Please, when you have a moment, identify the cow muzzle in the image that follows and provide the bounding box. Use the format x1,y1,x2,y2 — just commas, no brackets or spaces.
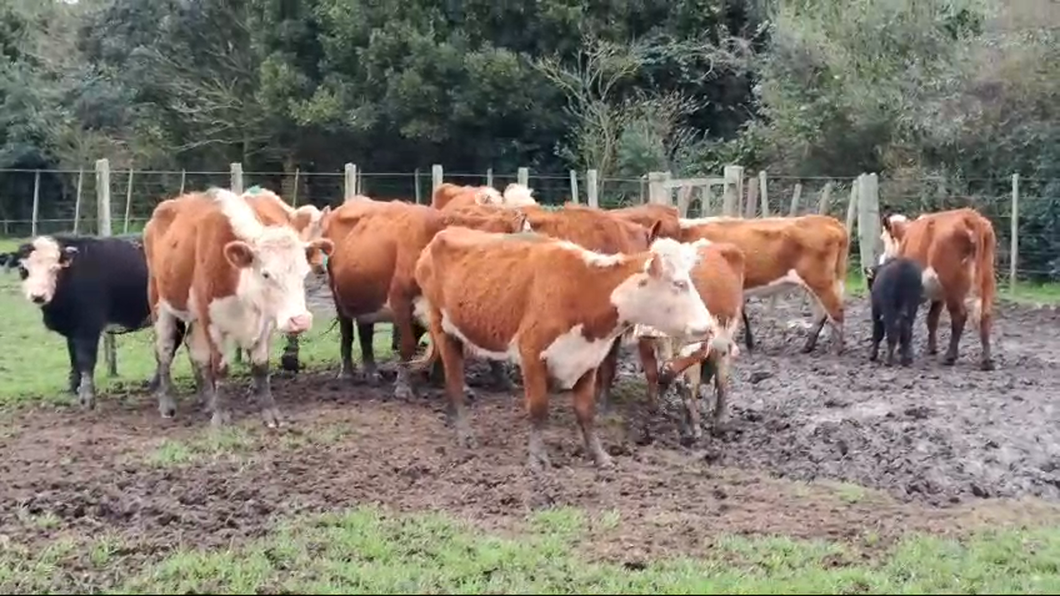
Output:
279,312,313,335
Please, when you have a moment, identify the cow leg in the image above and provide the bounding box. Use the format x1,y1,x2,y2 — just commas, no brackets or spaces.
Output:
572,368,613,468
188,324,226,426
711,354,732,436
869,314,884,362
337,314,358,381
357,321,382,386
925,300,943,355
390,322,401,353
899,317,914,367
250,339,282,428
979,310,995,371
636,338,660,444
676,361,704,444
802,290,844,354
434,324,475,448
741,309,755,351
518,354,552,472
152,309,182,418
885,317,899,367
65,337,80,394
391,299,419,400
280,333,299,373
942,299,967,366
595,341,620,413
72,334,100,410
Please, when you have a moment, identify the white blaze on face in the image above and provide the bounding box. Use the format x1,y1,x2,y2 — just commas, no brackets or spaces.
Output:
502,183,537,207
611,238,714,339
19,236,75,305
212,187,316,335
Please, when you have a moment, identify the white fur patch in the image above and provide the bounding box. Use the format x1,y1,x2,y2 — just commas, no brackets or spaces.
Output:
677,216,729,229
539,324,617,390
556,240,627,267
502,183,537,207
922,267,944,302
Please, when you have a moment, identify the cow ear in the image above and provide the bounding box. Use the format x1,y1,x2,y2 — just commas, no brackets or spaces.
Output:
223,240,255,269
514,212,531,233
648,219,663,243
880,213,893,234
646,253,665,280
319,205,331,218
307,238,335,259
59,246,78,267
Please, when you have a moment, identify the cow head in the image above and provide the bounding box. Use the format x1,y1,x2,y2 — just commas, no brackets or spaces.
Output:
502,183,538,207
17,236,78,305
612,237,714,340
879,213,909,264
291,204,332,275
223,226,335,336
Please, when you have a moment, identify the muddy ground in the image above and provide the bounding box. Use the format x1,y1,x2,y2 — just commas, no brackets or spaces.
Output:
2,292,1060,570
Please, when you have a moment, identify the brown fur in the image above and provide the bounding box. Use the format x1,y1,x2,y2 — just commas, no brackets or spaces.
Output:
637,240,746,440
678,215,849,353
515,204,662,410
881,207,997,370
600,203,682,240
432,183,499,211
413,226,661,469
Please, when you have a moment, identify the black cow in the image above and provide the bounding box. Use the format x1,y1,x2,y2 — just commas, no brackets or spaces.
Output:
865,256,924,367
12,234,156,408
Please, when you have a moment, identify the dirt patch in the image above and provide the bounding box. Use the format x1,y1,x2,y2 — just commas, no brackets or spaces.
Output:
2,294,1060,572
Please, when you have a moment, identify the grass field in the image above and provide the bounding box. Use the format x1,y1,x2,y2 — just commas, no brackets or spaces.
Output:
5,234,1060,593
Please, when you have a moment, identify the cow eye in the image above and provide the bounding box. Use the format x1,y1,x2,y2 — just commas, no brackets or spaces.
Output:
672,279,689,292
262,271,271,280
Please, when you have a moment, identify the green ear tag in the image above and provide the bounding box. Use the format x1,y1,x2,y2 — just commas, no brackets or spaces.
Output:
246,185,262,195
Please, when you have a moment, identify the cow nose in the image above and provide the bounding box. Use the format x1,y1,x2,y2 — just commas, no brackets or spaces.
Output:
30,294,45,305
686,323,711,339
285,313,313,334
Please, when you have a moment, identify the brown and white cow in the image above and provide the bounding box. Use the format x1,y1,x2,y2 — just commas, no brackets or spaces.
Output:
636,238,746,442
517,203,663,410
676,214,849,354
431,183,503,211
143,188,334,427
603,203,683,240
412,228,715,470
320,199,529,397
879,207,997,370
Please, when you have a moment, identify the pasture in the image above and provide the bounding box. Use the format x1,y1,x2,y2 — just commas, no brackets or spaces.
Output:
4,234,1060,593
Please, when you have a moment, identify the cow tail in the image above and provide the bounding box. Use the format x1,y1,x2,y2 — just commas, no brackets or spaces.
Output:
409,334,438,372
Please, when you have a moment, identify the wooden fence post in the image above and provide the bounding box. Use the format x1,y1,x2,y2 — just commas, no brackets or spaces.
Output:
789,183,803,216
95,158,118,377
857,173,881,268
413,168,422,204
845,175,860,241
292,168,301,207
1010,173,1020,293
31,170,40,237
179,169,186,195
744,174,759,217
431,164,443,192
817,182,833,215
586,169,599,208
759,170,770,216
230,162,244,194
722,165,744,216
486,168,494,188
569,170,579,203
123,168,134,233
517,167,529,187
343,163,358,201
73,168,84,233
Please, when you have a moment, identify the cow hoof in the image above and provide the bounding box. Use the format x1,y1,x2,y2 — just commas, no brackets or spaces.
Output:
280,354,300,373
456,431,478,449
900,358,913,367
159,403,177,419
941,355,957,366
79,396,96,410
393,384,415,401
593,451,615,469
210,411,231,427
462,385,479,402
980,359,996,372
364,371,383,388
527,451,552,473
711,421,732,438
262,408,283,429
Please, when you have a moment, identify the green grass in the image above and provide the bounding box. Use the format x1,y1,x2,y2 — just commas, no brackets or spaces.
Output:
0,268,392,409
3,505,1060,593
143,421,351,467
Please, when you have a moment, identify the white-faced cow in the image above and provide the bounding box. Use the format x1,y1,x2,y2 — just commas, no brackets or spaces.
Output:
143,188,334,427
12,234,152,408
412,228,714,471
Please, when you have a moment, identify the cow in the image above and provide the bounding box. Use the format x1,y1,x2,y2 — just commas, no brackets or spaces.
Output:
431,183,503,211
865,256,924,367
143,188,334,427
411,227,715,470
235,187,334,373
676,215,849,354
321,199,528,399
602,203,683,240
518,203,663,411
12,234,152,409
635,238,746,443
879,208,997,370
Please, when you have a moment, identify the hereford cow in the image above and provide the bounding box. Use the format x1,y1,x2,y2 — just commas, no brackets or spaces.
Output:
143,188,334,427
412,228,714,470
676,215,849,354
321,199,528,399
879,208,997,370
603,203,683,240
431,183,503,211
518,203,663,411
636,238,745,443
12,234,153,409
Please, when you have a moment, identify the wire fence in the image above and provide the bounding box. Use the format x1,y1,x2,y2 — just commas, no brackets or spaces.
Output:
1,166,1058,283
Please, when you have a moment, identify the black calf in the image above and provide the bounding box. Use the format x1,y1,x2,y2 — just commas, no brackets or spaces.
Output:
866,257,924,367
13,234,153,408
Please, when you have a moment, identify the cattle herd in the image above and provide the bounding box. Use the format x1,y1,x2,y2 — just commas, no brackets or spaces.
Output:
1,180,998,470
